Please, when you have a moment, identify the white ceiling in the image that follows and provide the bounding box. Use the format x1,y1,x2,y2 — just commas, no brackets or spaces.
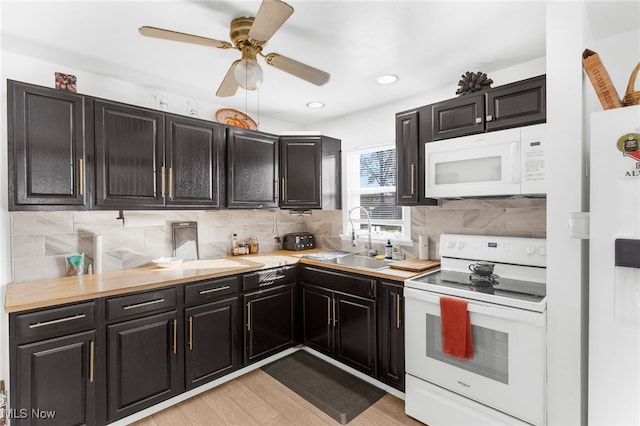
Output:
1,0,639,126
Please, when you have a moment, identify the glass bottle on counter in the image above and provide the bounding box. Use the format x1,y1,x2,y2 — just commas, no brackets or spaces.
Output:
231,233,238,256
249,237,259,254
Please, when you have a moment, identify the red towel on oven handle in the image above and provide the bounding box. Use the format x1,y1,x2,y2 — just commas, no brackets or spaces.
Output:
440,296,474,359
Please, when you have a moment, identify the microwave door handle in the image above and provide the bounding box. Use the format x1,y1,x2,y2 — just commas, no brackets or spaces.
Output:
509,142,519,183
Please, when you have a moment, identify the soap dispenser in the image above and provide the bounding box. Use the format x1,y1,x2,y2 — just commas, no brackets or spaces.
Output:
385,239,393,259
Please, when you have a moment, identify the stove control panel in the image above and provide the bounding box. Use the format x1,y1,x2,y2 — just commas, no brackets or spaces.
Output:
440,234,546,267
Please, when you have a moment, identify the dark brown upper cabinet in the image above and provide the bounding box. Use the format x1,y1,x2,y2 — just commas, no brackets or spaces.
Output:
429,74,546,141
94,100,165,208
485,75,546,132
94,101,225,209
226,127,279,209
165,115,226,208
395,110,420,205
8,80,90,210
395,107,437,206
279,135,341,210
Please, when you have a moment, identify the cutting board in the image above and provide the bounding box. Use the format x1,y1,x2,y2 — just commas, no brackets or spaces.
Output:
389,259,440,272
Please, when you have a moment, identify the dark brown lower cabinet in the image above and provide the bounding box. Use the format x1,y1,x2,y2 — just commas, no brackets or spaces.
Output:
14,330,96,425
185,298,239,389
301,282,377,377
106,310,180,422
244,284,296,363
378,281,405,391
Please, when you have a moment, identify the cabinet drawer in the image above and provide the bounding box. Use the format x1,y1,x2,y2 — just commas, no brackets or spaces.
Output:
185,276,238,305
300,266,376,299
105,287,177,322
13,301,96,343
242,265,297,292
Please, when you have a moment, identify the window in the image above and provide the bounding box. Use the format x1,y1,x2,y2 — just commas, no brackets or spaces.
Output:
344,143,411,243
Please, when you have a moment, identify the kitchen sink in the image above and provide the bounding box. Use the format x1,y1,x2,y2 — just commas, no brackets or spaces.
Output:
322,254,391,271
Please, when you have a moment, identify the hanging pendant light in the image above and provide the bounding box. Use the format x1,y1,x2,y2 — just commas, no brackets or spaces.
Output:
234,43,263,90
234,58,263,90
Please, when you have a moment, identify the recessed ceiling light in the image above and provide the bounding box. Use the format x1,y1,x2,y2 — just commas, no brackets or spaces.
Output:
376,74,399,85
306,101,325,109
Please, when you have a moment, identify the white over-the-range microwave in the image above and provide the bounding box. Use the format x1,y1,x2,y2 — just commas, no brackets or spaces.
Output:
425,124,546,198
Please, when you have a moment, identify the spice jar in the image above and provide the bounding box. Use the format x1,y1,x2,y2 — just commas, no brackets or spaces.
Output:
239,241,248,255
249,237,259,254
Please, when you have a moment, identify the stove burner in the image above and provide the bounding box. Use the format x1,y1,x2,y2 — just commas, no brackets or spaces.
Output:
469,272,500,287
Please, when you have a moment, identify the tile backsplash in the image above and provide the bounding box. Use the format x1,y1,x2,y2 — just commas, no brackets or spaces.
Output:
10,198,546,282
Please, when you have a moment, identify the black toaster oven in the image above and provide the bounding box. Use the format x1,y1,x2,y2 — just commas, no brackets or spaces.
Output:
282,232,315,251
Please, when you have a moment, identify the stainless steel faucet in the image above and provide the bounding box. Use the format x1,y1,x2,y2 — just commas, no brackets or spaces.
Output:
348,206,377,257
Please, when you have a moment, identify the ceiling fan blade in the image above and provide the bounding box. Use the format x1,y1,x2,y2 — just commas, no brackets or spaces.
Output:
264,53,330,86
139,26,232,49
216,60,240,97
248,0,294,43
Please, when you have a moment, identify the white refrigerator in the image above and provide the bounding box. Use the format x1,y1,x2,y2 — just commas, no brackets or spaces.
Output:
589,105,640,425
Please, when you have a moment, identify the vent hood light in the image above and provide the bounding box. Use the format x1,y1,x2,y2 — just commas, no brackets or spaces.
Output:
306,101,325,109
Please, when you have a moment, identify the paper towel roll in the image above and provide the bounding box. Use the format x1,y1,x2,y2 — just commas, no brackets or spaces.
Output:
419,234,429,260
123,213,164,228
94,234,103,274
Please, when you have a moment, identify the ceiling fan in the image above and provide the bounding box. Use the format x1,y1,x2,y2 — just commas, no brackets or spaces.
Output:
139,0,330,97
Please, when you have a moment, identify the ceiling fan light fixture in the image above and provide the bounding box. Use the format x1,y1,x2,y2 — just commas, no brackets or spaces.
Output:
234,58,263,90
376,74,399,85
306,101,325,109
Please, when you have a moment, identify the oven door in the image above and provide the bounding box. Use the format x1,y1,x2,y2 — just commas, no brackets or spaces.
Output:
404,287,546,425
425,128,521,198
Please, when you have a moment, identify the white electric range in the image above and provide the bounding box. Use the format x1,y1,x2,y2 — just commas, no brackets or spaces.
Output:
404,233,547,426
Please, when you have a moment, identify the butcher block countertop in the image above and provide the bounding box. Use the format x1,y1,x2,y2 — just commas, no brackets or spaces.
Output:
5,249,439,313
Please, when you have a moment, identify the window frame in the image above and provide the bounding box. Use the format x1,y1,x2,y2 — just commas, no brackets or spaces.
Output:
342,143,412,244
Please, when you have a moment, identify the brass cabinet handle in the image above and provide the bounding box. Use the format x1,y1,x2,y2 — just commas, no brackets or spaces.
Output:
332,298,337,327
172,319,177,354
274,179,278,201
247,302,251,331
281,177,286,202
396,294,401,329
410,163,415,195
327,298,331,325
168,167,173,199
161,166,166,197
78,159,84,195
89,340,95,383
188,316,193,350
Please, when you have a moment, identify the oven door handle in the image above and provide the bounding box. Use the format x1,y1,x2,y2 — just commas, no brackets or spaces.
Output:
404,287,545,326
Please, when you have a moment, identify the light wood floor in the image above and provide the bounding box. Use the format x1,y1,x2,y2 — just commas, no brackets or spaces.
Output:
130,368,423,426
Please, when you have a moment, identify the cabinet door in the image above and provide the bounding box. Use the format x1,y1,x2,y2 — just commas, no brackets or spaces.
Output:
15,330,96,426
431,92,485,141
8,81,88,209
227,128,279,209
334,292,377,376
244,285,295,363
165,115,226,208
280,137,321,209
378,282,405,391
300,284,333,355
396,110,419,205
185,298,239,390
95,100,165,208
107,310,179,422
486,75,546,132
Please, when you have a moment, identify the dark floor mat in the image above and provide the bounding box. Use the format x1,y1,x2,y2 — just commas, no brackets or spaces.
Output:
261,350,386,424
